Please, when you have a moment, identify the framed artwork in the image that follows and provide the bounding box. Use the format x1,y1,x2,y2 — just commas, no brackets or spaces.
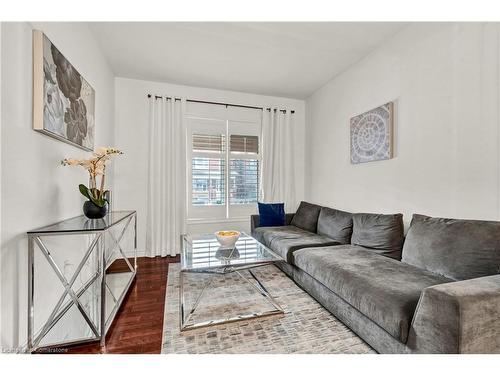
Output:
350,102,393,164
33,30,95,151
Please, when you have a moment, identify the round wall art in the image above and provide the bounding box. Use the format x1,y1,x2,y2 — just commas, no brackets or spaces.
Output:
350,102,393,164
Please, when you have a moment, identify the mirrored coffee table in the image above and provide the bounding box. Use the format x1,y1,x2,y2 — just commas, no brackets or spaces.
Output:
179,233,284,331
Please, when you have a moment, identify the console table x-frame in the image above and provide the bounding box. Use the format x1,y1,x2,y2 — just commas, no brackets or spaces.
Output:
26,211,137,353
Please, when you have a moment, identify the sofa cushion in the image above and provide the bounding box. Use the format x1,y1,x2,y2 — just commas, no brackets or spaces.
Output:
257,202,285,227
290,201,322,233
252,225,339,263
402,214,500,280
292,245,452,343
351,213,404,259
317,207,353,244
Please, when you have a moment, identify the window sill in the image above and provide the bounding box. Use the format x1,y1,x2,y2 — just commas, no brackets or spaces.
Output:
186,217,250,224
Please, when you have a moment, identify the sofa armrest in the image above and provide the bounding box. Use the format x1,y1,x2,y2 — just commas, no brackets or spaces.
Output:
250,213,295,234
250,215,260,234
407,274,500,353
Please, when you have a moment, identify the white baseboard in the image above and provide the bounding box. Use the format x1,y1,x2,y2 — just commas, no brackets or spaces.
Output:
124,249,146,258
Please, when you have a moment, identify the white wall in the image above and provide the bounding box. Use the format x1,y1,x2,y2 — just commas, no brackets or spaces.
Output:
0,22,3,345
0,22,115,350
114,77,306,255
305,23,500,226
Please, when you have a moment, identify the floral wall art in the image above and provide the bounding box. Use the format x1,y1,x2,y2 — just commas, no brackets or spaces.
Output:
33,30,95,151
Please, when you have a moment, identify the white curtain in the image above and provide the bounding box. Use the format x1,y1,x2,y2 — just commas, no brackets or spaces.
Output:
146,96,186,257
260,108,296,212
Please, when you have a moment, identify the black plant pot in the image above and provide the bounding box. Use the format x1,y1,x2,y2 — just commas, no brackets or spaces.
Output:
83,201,108,219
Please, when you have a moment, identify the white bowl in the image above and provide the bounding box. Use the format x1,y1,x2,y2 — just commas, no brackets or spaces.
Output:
214,230,240,248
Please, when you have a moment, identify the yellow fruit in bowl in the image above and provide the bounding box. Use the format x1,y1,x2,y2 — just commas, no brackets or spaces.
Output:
217,231,239,237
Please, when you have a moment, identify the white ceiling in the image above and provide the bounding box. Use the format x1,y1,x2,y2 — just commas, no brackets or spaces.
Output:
88,22,408,99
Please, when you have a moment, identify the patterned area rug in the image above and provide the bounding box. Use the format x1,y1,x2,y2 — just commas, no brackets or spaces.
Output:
162,263,375,354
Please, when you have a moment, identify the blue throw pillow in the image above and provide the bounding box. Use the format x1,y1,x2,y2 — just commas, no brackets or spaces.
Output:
258,202,286,227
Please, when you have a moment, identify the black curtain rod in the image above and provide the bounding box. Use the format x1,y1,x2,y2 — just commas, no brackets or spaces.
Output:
147,94,295,114
148,94,181,101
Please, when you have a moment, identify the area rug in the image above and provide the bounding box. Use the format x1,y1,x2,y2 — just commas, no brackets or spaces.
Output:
161,263,375,354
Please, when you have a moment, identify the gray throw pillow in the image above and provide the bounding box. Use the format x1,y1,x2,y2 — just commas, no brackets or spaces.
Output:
402,214,500,280
351,212,404,259
290,201,322,233
317,207,353,244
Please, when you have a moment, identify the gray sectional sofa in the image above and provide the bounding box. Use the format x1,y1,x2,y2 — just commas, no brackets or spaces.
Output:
251,201,500,353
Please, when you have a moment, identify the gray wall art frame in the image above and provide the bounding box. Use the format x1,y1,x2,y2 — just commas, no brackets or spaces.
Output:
350,102,393,164
33,30,95,151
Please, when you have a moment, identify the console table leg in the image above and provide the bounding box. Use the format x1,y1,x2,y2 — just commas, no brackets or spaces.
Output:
27,236,35,353
100,232,106,347
134,213,138,271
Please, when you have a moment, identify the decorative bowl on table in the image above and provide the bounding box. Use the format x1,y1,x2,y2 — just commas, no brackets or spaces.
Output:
214,230,240,249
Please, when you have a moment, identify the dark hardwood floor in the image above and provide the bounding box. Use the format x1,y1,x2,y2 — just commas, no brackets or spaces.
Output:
62,255,179,354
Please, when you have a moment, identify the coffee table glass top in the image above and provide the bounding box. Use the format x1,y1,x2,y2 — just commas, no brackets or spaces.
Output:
181,232,281,271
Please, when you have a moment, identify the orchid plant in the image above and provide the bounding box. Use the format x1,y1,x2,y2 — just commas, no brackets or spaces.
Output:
62,147,123,208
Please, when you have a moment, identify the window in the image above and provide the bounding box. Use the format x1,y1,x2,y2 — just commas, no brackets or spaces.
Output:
192,157,225,205
229,135,259,205
191,134,226,206
187,104,261,220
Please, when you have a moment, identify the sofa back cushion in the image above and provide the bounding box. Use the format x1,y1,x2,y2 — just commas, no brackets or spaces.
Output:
290,201,322,233
351,213,404,259
402,214,500,280
317,207,353,244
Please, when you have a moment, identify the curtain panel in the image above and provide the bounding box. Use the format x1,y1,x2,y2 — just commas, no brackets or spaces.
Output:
260,108,297,212
146,96,187,257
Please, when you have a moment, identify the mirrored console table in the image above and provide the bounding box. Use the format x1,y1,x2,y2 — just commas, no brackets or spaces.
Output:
26,210,137,352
